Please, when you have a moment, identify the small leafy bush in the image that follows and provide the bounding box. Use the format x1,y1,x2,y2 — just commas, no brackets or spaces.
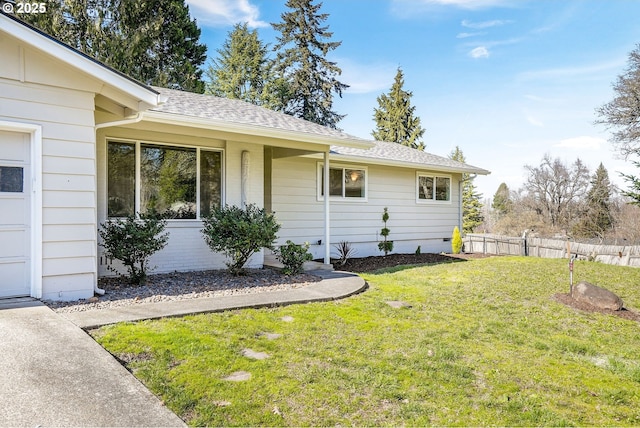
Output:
452,226,463,254
99,211,169,285
275,240,312,275
201,204,280,275
333,241,357,266
378,207,394,256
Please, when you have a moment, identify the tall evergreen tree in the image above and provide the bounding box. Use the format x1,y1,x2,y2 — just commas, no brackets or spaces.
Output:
492,182,512,217
19,0,207,93
271,0,348,128
205,23,281,107
573,163,614,238
449,147,483,233
372,68,426,150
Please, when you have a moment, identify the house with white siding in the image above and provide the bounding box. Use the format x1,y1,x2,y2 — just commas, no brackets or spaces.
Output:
0,12,489,301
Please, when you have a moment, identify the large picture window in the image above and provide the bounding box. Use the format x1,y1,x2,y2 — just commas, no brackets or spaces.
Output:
417,173,451,202
318,164,367,199
107,141,223,218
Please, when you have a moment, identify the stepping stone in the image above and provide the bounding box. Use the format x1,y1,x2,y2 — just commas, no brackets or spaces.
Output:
261,332,282,340
223,371,251,382
386,300,412,309
213,400,231,407
242,348,270,360
281,316,294,322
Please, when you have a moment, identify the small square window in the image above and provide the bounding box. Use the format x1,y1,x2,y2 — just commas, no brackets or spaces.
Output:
320,165,366,199
417,174,450,202
0,166,23,193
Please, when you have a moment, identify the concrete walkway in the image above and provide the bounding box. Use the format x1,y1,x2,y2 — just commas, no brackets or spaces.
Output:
0,270,366,427
63,270,366,329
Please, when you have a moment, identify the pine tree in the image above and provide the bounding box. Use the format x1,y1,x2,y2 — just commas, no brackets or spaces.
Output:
573,163,614,238
372,68,426,150
449,147,483,233
19,0,207,93
271,0,348,128
205,23,281,107
492,182,512,217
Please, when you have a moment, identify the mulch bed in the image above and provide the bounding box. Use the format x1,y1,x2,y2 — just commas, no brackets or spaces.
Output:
553,293,640,323
326,252,489,273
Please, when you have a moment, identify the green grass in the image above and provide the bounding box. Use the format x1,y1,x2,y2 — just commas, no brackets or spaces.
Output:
92,257,640,426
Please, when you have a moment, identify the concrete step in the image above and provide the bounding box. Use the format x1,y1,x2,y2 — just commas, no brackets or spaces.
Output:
264,254,333,271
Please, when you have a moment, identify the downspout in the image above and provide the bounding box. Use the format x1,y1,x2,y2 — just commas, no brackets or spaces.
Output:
324,150,330,264
93,113,145,295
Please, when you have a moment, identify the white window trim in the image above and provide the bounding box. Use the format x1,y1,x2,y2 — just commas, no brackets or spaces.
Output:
416,171,452,204
316,162,368,202
106,138,225,220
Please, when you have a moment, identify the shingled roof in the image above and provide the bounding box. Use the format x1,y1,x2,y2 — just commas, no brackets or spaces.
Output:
332,141,490,175
150,87,489,175
150,87,371,147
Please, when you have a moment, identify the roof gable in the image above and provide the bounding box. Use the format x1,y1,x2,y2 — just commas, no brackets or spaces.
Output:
0,11,162,112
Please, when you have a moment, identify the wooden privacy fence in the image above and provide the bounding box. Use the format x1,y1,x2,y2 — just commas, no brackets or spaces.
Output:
464,233,640,267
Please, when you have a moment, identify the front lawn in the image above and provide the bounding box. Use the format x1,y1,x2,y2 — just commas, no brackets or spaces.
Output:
92,256,640,426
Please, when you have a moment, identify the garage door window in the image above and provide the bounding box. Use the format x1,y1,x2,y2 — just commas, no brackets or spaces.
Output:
0,166,23,193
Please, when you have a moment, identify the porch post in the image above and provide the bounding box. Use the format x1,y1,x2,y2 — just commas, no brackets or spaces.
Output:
324,149,330,264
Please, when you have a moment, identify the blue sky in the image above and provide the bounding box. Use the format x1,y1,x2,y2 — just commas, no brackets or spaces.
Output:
185,0,640,199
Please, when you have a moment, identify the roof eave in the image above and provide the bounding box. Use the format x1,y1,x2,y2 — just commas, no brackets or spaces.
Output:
330,153,491,175
142,110,375,149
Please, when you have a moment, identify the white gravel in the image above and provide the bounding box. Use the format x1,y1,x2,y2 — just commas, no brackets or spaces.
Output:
44,268,321,313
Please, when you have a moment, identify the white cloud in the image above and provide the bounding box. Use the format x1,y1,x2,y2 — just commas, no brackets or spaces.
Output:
554,136,606,150
337,59,398,94
525,113,544,127
469,46,490,59
413,0,510,9
456,31,486,38
185,0,268,28
461,19,512,29
517,60,625,82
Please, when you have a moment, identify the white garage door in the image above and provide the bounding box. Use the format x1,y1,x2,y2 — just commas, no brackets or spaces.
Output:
0,130,31,298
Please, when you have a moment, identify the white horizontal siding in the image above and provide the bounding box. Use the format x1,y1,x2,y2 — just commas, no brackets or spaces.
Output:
272,156,462,257
0,73,98,300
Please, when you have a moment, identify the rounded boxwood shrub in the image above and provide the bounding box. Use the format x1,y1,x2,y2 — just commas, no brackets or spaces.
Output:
201,203,280,275
275,240,312,275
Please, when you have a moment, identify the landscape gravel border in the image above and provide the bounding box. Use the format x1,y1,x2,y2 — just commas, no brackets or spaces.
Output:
45,268,321,313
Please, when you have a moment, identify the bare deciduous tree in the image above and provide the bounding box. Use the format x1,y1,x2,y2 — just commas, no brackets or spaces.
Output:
523,154,590,229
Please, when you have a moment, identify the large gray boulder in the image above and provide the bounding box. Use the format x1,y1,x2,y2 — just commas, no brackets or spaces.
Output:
572,281,624,311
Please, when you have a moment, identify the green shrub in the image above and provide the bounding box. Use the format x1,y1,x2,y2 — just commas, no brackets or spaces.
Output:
99,211,169,285
275,240,312,275
378,207,394,256
201,204,280,275
452,226,463,254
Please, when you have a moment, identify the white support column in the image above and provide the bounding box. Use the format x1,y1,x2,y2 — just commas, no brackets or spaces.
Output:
324,150,330,264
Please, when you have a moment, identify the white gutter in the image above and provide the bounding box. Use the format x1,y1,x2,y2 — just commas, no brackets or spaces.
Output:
95,112,144,130
305,152,491,176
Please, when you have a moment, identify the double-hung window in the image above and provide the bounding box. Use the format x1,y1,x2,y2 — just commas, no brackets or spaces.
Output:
417,173,451,202
318,164,367,200
107,140,223,219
